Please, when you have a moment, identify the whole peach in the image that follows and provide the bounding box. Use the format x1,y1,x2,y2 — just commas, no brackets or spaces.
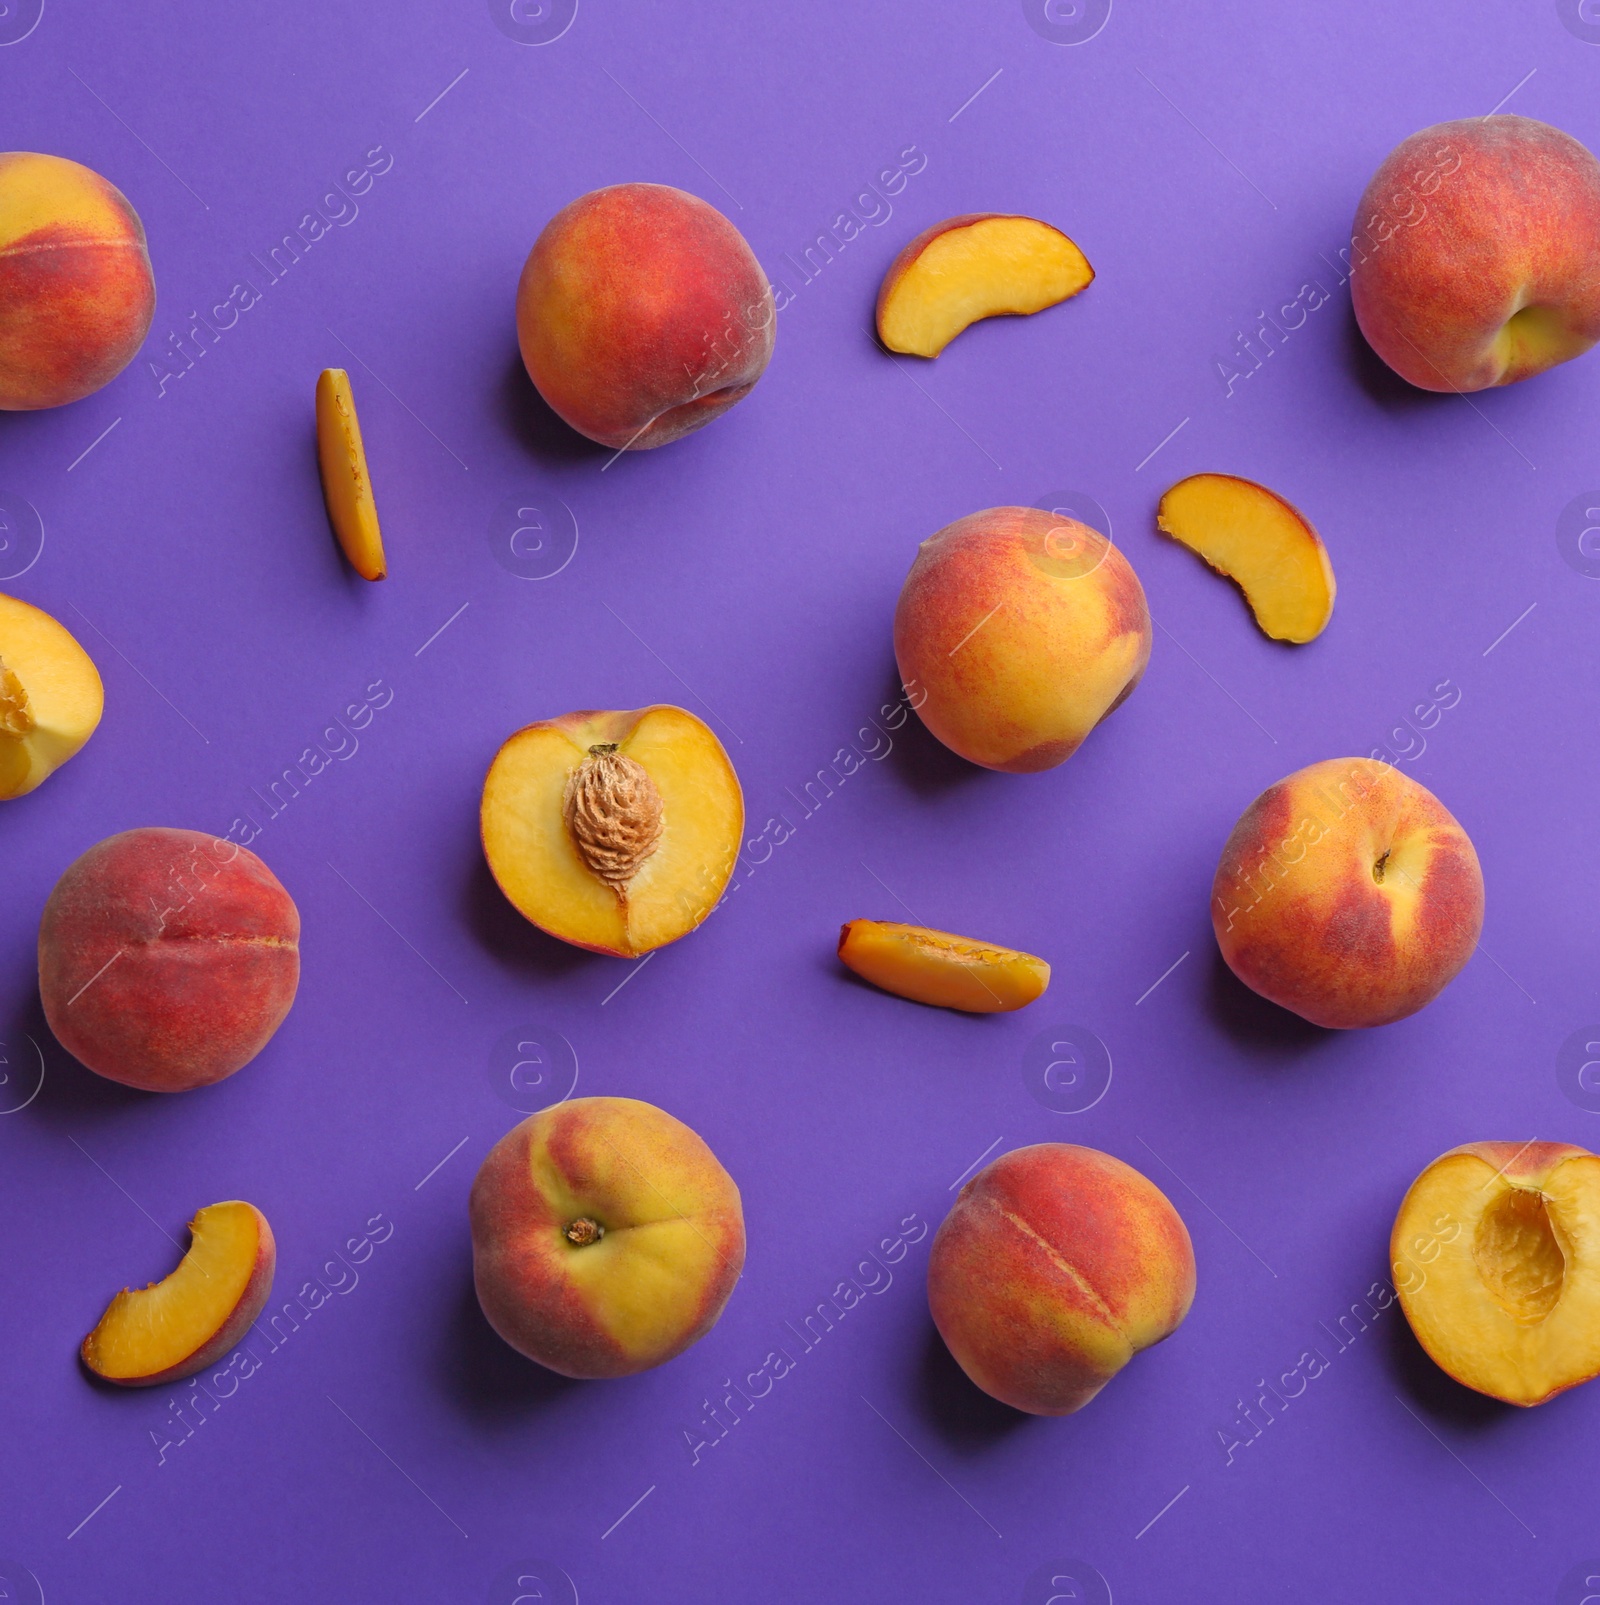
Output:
471,1096,745,1378
1212,758,1483,1029
516,182,775,450
39,828,300,1092
893,507,1151,772
928,1144,1195,1415
1351,116,1600,390
0,152,156,410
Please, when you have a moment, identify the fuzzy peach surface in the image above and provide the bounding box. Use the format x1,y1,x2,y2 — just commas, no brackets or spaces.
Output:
516,182,775,450
893,507,1151,773
0,152,155,410
1212,758,1483,1030
39,828,300,1092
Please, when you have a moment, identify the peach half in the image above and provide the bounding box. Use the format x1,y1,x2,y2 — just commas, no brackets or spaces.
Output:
928,1144,1195,1415
1393,1142,1600,1406
0,152,156,410
0,591,103,799
1156,473,1335,644
837,919,1049,1013
316,368,385,580
481,704,743,957
876,215,1093,357
894,506,1151,772
82,1201,275,1386
470,1097,745,1378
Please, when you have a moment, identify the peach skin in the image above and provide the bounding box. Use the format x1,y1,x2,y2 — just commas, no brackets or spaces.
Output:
837,919,1049,1012
516,183,775,450
39,828,300,1091
928,1144,1195,1415
0,152,156,410
894,506,1151,772
470,1097,745,1378
1212,758,1483,1029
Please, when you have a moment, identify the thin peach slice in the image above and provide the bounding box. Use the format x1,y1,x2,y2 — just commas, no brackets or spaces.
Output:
1392,1142,1600,1406
481,705,744,958
316,367,386,580
876,215,1094,358
82,1201,275,1387
0,591,103,799
1155,473,1335,644
838,919,1050,1013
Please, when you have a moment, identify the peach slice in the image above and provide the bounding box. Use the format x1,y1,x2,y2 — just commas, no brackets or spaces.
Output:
82,1201,275,1386
1155,474,1335,644
481,704,743,957
876,215,1093,358
1392,1142,1600,1406
837,919,1049,1013
0,591,104,799
315,368,385,580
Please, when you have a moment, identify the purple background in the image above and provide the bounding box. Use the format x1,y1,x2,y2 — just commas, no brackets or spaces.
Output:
3,1,1600,1599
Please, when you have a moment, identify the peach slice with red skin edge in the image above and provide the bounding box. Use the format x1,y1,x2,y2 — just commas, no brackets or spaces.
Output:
316,368,386,580
82,1201,275,1386
480,704,743,958
0,591,103,799
1392,1142,1600,1406
1156,473,1335,644
838,919,1049,1013
876,214,1093,358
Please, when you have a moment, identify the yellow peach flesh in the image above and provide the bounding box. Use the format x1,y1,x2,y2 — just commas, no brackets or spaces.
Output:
0,591,103,798
1156,474,1335,644
315,368,386,580
877,216,1093,358
838,919,1049,1013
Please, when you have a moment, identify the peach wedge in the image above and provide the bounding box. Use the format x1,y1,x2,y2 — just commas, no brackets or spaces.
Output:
1393,1142,1600,1406
82,1201,275,1386
838,919,1049,1013
0,591,103,798
876,215,1093,358
482,705,743,957
1156,474,1335,644
315,368,386,580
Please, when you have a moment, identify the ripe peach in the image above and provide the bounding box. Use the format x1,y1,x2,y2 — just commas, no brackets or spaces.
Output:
1351,117,1600,391
928,1144,1195,1415
0,152,156,410
470,1096,745,1378
1212,758,1483,1029
39,828,300,1092
516,182,775,450
893,506,1151,772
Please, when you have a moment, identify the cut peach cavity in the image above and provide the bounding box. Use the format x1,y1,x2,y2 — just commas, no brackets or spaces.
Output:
1392,1142,1600,1406
876,215,1093,358
82,1201,275,1387
838,919,1049,1013
0,591,104,799
316,368,386,580
481,705,743,957
1156,473,1335,644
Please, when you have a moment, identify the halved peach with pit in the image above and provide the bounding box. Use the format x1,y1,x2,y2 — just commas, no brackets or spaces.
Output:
876,215,1093,358
481,705,743,957
0,591,104,799
82,1201,275,1386
838,919,1049,1013
1156,473,1335,644
1392,1142,1600,1406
